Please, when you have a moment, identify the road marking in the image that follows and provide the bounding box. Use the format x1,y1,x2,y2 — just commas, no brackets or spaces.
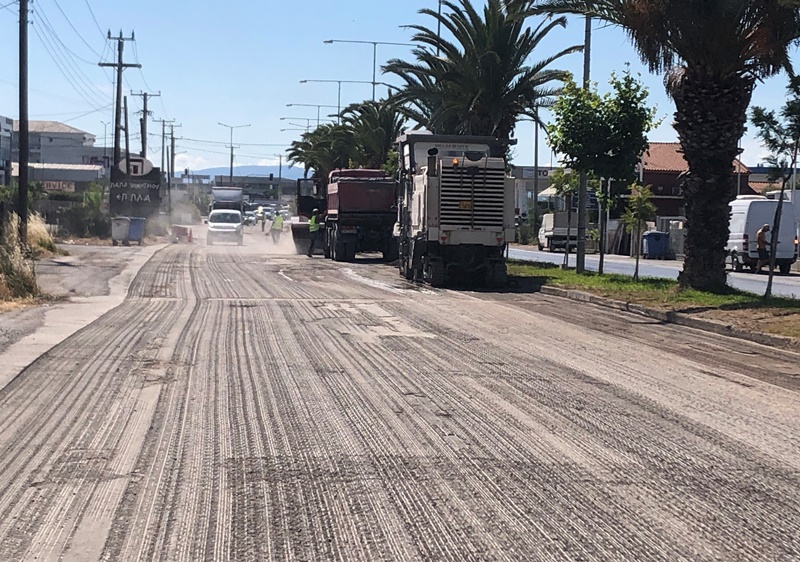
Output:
278,269,294,283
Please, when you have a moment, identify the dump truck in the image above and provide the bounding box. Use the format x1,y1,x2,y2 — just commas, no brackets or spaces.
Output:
395,132,515,287
291,178,326,255
323,169,398,262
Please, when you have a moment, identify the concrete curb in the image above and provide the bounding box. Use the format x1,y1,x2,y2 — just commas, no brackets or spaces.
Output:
538,285,800,351
0,244,167,393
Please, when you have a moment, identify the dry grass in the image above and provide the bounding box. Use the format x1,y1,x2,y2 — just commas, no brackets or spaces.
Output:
0,214,38,300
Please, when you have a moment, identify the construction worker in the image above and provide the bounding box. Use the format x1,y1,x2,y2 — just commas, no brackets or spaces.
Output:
307,208,321,257
258,206,266,232
270,213,283,244
756,224,771,272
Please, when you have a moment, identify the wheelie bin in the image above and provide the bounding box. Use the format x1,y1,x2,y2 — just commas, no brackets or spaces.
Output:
128,217,146,246
111,217,131,246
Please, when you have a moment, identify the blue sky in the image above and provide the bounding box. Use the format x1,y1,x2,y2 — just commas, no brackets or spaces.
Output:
0,0,794,172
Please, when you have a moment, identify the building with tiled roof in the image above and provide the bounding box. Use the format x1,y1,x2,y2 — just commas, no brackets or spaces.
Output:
639,142,756,217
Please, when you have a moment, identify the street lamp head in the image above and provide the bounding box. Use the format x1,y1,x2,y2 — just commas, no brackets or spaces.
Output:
323,40,334,44
299,80,308,84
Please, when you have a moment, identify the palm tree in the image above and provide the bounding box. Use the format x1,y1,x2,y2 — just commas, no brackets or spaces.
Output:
384,0,581,150
340,100,407,169
286,124,357,180
536,0,800,292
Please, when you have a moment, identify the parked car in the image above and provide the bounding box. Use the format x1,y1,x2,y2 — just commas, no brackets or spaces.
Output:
243,211,257,226
207,209,244,246
727,195,797,274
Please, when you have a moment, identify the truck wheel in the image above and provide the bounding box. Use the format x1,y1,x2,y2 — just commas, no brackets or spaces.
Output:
780,262,792,275
333,232,346,263
324,229,332,259
383,240,399,262
425,260,446,288
345,243,357,262
489,263,508,288
547,240,555,253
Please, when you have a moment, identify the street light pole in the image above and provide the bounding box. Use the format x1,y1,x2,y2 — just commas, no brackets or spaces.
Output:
323,40,413,101
286,104,338,128
218,122,250,185
300,79,375,124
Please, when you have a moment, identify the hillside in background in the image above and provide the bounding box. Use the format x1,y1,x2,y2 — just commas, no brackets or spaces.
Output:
193,165,306,179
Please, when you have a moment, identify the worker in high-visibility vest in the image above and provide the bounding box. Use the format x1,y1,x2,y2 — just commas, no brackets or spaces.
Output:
270,213,283,244
307,208,321,257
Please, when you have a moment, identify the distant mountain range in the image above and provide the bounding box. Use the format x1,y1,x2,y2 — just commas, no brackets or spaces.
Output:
193,165,306,179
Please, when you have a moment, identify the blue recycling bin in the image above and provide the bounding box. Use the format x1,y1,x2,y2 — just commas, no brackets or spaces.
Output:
128,217,146,246
642,231,670,259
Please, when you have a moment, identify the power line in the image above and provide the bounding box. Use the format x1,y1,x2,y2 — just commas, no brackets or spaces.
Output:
179,136,285,147
35,4,98,66
31,23,106,109
48,0,103,57
83,0,105,38
33,3,109,107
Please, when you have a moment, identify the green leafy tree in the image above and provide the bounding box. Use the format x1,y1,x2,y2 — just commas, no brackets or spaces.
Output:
622,183,656,281
537,0,800,292
750,76,800,298
384,0,581,153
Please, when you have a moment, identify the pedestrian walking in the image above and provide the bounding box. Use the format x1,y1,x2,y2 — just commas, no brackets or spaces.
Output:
756,224,772,272
307,208,321,257
270,213,283,244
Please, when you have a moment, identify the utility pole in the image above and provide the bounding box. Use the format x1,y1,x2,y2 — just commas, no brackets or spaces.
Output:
218,122,250,185
168,123,181,218
576,16,592,273
18,0,29,243
123,96,133,193
154,118,174,212
99,31,140,175
131,91,160,159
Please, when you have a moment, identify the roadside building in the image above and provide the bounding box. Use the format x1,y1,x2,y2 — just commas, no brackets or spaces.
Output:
11,120,109,174
639,142,755,218
0,115,11,185
511,165,556,219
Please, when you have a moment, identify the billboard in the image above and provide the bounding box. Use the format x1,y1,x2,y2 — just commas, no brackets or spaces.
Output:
110,161,161,217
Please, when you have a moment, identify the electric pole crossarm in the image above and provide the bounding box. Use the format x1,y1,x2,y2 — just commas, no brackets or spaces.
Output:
131,91,160,158
98,32,142,176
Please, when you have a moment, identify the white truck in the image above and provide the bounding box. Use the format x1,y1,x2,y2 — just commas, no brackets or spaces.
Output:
394,132,515,287
537,211,578,252
726,195,797,274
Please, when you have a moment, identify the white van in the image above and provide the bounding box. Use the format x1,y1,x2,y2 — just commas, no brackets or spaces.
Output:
726,195,797,274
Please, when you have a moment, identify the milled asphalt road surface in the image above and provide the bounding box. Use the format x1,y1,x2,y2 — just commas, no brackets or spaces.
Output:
0,226,799,561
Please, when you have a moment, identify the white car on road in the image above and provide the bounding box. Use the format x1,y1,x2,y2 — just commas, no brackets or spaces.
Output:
207,210,244,246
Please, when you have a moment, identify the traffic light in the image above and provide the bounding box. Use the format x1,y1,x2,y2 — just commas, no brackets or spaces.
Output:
269,173,274,181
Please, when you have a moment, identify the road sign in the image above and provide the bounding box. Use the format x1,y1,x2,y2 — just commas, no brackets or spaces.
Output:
119,156,154,177
110,166,162,217
571,191,599,211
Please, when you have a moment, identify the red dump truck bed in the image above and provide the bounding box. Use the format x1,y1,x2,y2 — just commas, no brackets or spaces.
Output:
327,180,396,213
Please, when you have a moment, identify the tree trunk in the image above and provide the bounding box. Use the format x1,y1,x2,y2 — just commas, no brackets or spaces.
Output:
564,202,572,268
634,221,640,281
599,179,606,275
672,70,753,292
